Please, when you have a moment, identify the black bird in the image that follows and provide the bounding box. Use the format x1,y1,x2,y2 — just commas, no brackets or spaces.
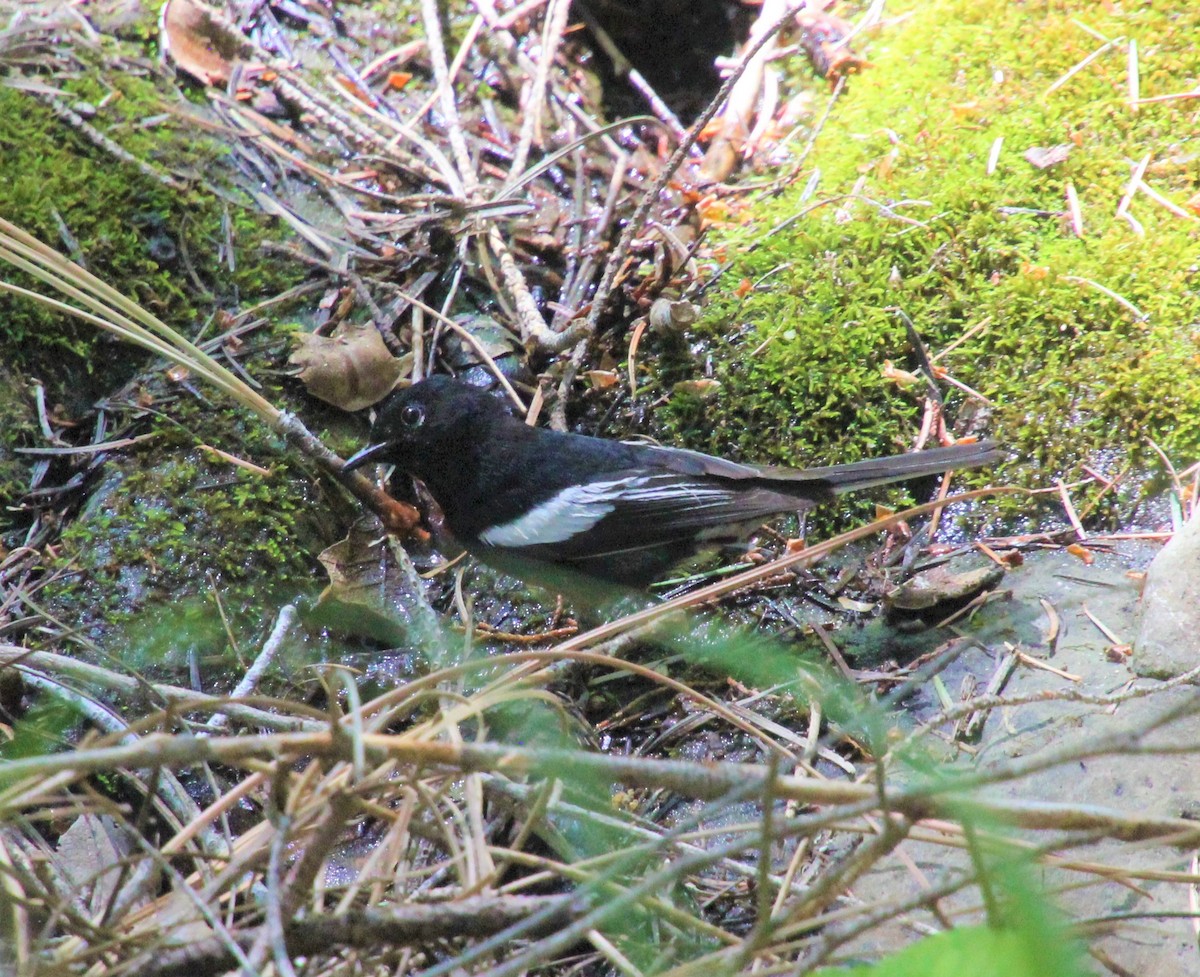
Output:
344,376,1001,588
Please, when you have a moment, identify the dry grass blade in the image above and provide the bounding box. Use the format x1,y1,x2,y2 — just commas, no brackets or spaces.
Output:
7,606,1200,975
1043,33,1124,97
7,723,1200,842
0,218,278,420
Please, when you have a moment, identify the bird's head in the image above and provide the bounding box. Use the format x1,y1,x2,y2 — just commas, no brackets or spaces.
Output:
342,376,515,478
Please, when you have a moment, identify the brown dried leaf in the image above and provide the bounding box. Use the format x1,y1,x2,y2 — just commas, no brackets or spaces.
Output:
648,298,699,335
317,518,437,645
160,0,253,86
1024,144,1072,169
1106,643,1132,662
56,815,131,917
673,378,722,400
289,322,406,412
881,359,921,387
585,370,620,389
1066,542,1095,565
884,564,1005,624
699,140,739,184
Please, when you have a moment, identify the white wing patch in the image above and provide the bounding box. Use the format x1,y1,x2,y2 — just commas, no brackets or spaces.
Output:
478,475,734,547
480,478,640,546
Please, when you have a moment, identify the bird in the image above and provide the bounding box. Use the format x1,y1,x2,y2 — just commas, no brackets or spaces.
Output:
343,376,1001,588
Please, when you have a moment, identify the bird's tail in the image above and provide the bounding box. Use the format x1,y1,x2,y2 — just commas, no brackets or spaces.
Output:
788,440,1003,495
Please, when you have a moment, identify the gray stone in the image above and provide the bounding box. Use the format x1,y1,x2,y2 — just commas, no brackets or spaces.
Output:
1133,513,1200,678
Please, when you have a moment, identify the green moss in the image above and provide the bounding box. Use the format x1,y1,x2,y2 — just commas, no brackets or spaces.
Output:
44,402,330,655
648,0,1200,523
0,49,324,655
0,29,326,634
0,76,299,414
0,365,38,521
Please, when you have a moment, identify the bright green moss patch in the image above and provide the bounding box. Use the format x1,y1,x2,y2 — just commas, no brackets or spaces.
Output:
658,0,1200,523
0,79,298,414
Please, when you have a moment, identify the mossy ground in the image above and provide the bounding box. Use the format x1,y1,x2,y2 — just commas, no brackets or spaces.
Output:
0,51,335,662
650,0,1200,527
0,62,297,415
45,391,341,653
0,365,38,514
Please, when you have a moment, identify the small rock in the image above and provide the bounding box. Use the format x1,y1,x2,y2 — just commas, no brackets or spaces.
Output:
884,563,1005,626
1132,514,1200,678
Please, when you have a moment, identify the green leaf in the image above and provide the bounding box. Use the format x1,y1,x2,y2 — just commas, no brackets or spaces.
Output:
817,925,1087,977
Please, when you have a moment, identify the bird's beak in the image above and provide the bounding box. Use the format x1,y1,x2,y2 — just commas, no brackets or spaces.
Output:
342,442,391,472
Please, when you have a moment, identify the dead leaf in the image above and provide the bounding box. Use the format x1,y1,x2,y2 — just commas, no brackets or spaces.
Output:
673,379,722,400
289,323,407,412
129,887,212,946
442,314,522,370
648,298,699,335
882,359,921,387
1024,144,1072,169
56,815,133,917
160,0,253,86
1066,542,1095,565
1106,644,1132,662
885,564,1005,623
317,517,443,647
699,140,739,183
585,370,619,389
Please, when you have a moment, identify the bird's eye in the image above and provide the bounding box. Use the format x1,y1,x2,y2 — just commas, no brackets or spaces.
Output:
400,403,425,428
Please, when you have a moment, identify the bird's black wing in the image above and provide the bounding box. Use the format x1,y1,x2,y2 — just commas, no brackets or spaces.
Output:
464,433,1001,584
474,470,814,562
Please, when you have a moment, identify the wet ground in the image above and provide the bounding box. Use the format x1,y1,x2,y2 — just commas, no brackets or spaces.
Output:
853,539,1200,974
